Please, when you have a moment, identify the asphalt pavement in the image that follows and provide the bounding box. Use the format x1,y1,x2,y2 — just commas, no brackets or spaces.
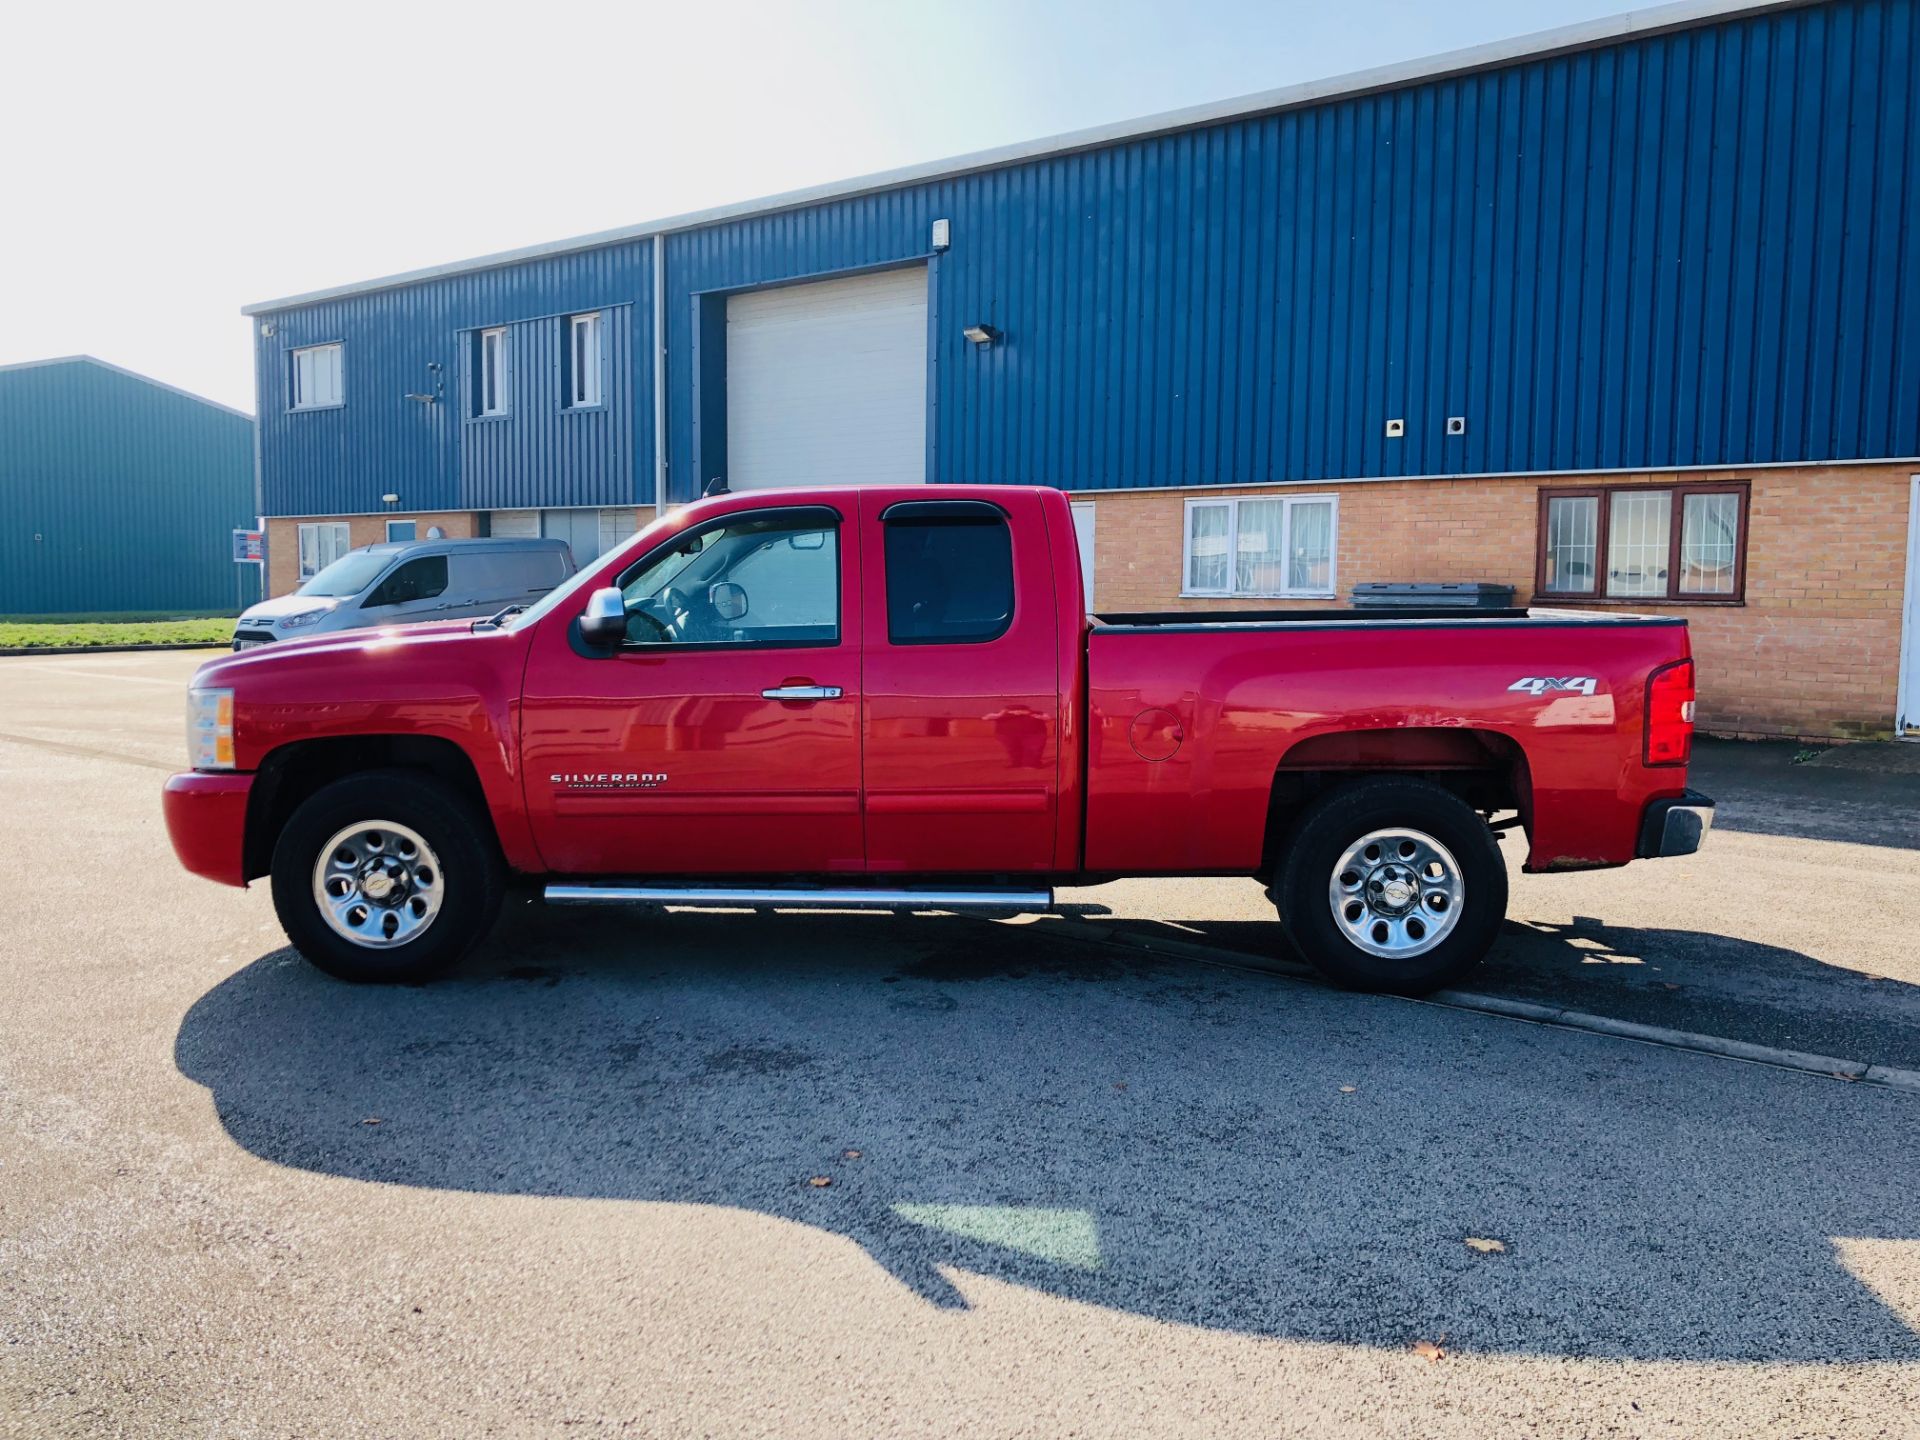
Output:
3,650,1917,1438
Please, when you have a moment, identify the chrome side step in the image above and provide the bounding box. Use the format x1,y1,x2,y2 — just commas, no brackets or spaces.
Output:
544,883,1054,911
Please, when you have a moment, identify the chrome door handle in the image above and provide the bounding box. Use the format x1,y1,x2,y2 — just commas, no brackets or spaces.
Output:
762,685,843,701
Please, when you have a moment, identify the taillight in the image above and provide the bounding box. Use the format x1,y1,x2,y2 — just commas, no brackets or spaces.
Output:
1645,659,1695,766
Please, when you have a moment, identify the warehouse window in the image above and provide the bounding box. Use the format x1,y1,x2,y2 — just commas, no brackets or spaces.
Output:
386,520,417,542
1536,482,1747,602
290,344,343,411
1183,495,1337,599
566,312,604,408
476,327,508,417
296,522,351,582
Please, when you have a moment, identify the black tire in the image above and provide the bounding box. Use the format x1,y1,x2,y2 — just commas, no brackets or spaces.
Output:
1275,776,1506,996
269,769,505,983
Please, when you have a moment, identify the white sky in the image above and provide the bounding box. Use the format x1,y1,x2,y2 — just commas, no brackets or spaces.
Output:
0,0,1622,413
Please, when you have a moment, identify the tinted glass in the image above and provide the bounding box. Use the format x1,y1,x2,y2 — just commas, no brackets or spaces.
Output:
617,515,839,646
454,550,568,598
884,516,1014,644
364,555,449,607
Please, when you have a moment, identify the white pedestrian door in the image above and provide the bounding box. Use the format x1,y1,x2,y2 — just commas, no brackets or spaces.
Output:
725,267,929,491
1900,475,1920,734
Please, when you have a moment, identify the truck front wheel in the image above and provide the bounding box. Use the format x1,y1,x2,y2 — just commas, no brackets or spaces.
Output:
269,770,505,983
1275,777,1506,996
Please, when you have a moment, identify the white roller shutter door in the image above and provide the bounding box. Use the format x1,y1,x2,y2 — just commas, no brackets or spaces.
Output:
725,267,928,491
489,510,540,539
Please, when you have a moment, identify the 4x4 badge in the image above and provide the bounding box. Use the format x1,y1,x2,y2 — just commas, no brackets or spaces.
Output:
1509,676,1601,697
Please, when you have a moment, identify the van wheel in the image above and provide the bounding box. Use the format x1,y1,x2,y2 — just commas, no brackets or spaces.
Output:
1275,777,1506,996
270,770,504,983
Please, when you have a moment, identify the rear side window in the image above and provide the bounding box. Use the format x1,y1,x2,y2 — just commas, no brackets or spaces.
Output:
884,508,1015,645
455,550,569,597
364,555,448,607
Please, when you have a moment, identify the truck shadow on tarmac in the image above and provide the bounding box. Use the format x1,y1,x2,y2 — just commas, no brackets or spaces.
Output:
1086,912,1920,1071
175,905,1920,1364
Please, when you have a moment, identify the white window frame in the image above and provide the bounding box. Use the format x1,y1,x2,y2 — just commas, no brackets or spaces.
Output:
290,343,344,411
567,312,604,409
1181,493,1339,599
477,327,509,417
385,519,417,543
297,521,352,582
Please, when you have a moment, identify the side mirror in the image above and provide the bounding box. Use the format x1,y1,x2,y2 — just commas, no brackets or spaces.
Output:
578,587,627,647
709,581,748,623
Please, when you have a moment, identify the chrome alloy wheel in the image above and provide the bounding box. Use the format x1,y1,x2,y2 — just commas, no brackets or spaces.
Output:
1327,827,1464,959
311,820,445,949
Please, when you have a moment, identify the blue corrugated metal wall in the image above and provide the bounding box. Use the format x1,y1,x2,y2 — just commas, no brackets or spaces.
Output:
257,247,653,516
257,0,1919,514
458,304,635,509
0,359,257,615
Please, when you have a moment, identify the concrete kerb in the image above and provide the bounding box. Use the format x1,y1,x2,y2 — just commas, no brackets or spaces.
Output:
0,643,229,658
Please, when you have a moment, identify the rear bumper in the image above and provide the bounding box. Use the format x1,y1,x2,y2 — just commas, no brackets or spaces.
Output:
163,771,255,887
1636,789,1715,859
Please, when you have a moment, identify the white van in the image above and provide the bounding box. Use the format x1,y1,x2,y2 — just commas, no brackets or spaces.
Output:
232,538,576,649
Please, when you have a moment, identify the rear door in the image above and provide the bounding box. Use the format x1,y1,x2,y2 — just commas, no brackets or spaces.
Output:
859,492,1062,872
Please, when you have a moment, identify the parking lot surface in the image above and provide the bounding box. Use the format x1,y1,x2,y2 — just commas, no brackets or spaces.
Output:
4,651,1918,1437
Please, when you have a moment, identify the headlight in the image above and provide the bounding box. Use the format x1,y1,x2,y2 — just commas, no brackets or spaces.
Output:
278,608,329,629
187,688,235,770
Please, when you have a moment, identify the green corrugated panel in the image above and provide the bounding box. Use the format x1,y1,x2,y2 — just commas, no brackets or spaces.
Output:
0,357,256,615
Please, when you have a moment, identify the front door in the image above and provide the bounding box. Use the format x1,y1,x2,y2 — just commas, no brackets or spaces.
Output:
520,502,862,875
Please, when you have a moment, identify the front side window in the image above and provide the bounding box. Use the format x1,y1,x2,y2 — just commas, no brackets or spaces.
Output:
1184,495,1338,598
883,507,1015,645
476,327,508,416
567,312,603,408
290,344,343,410
616,511,839,647
1536,483,1748,602
363,555,449,608
296,521,352,583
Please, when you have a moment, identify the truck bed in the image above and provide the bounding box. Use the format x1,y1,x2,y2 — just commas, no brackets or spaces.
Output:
1092,606,1684,629
1080,605,1693,876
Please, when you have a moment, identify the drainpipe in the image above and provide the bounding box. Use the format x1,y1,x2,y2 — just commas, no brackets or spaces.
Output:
653,232,667,516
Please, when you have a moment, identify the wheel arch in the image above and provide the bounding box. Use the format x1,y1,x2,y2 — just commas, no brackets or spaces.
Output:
243,735,497,882
1260,726,1532,873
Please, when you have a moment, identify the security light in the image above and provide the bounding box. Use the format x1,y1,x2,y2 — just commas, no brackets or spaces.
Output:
963,324,1000,347
381,493,400,504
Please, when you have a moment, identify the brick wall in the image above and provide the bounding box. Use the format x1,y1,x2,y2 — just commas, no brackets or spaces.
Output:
266,513,480,598
1080,463,1914,743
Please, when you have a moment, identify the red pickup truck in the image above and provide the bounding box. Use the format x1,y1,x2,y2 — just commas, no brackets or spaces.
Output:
163,485,1710,994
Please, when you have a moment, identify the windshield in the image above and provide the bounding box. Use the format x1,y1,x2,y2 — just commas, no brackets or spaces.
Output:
298,550,394,598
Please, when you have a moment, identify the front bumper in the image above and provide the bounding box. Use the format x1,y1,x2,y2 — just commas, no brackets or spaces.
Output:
1636,789,1715,858
162,771,255,887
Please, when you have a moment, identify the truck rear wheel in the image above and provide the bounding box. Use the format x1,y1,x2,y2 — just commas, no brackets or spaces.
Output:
269,770,504,983
1275,777,1506,996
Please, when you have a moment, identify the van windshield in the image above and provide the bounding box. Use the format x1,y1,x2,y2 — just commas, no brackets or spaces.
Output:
299,551,394,598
